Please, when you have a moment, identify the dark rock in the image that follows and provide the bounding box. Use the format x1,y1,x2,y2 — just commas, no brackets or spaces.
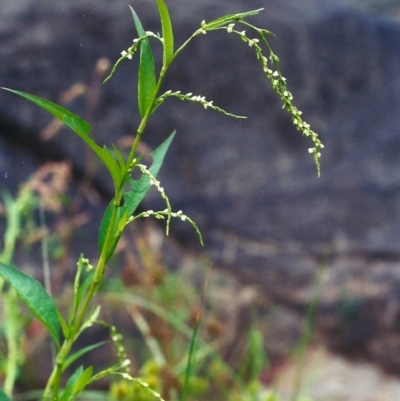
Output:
2,0,400,372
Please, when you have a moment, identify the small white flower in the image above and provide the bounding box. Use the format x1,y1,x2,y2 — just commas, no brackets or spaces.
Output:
308,148,314,154
227,23,235,33
248,38,259,47
121,50,128,58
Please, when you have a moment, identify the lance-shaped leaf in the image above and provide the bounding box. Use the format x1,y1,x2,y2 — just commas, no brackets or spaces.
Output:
0,262,60,347
204,9,263,30
98,131,176,258
1,88,123,189
156,0,174,67
63,342,108,372
59,365,93,401
125,130,175,215
130,6,157,118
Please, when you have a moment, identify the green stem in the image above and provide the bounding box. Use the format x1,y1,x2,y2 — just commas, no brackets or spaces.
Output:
125,64,168,170
43,198,122,400
3,289,19,397
43,39,176,401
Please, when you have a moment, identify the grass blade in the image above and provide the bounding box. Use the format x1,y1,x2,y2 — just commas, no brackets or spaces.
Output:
0,262,60,348
156,0,174,66
180,266,212,401
130,6,157,118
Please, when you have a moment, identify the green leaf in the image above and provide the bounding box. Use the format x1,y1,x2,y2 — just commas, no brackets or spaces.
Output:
130,6,157,118
98,201,116,254
98,201,126,261
0,262,60,348
73,366,93,394
0,388,12,401
57,309,70,339
204,9,263,30
105,208,128,262
1,88,123,190
123,130,176,216
63,342,107,372
98,131,176,257
112,144,126,170
156,0,174,66
1,88,91,137
101,145,125,188
77,305,101,338
149,130,176,174
60,366,83,401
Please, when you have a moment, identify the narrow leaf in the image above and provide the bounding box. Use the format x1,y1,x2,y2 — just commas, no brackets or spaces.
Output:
112,144,126,170
156,0,174,66
130,6,157,117
98,201,115,253
73,366,93,394
64,343,106,372
1,88,91,137
205,9,263,30
60,366,83,401
101,145,124,188
0,262,60,347
57,309,70,339
1,88,123,189
98,200,125,260
104,208,128,262
124,130,175,216
0,388,12,401
98,131,175,256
